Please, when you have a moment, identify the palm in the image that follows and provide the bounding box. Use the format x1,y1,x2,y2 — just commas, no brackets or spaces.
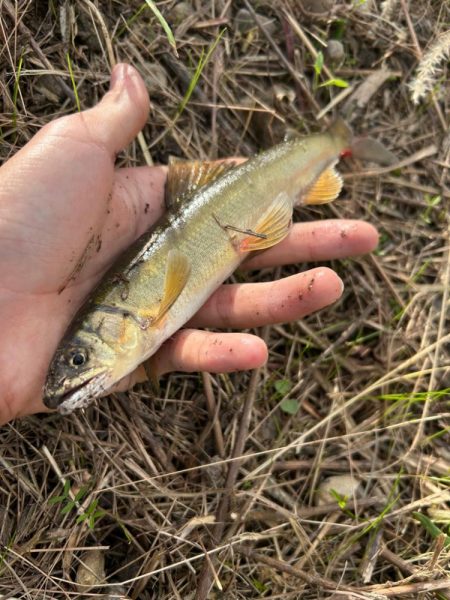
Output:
0,124,168,421
0,65,378,424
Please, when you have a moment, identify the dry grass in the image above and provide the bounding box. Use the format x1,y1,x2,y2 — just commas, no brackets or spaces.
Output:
1,1,449,598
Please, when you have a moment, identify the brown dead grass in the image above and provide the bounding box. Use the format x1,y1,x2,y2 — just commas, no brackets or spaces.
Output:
0,1,449,598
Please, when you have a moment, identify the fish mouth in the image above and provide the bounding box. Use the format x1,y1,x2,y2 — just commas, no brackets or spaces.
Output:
44,372,111,415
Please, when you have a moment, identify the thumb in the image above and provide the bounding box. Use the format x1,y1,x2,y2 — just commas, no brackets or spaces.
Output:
79,63,150,155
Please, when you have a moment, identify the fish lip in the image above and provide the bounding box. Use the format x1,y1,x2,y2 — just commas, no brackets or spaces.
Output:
45,372,110,415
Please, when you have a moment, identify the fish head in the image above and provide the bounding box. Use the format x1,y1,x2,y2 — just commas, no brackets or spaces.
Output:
43,308,144,414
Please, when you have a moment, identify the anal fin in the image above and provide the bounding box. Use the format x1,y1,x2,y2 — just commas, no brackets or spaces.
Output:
304,165,343,205
136,249,191,328
240,192,292,252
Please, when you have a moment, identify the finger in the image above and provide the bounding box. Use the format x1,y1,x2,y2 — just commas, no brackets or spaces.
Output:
0,65,150,291
243,219,379,270
82,63,150,154
108,165,168,247
189,267,343,329
153,330,269,376
112,330,269,391
44,63,150,157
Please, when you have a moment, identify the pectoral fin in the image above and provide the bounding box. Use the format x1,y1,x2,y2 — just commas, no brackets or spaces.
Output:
240,192,292,252
303,165,343,205
154,249,191,323
135,249,191,329
166,160,237,209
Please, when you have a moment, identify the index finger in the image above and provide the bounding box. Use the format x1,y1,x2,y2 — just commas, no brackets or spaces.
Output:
242,219,379,270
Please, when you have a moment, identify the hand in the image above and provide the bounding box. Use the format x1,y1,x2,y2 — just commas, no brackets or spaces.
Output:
0,64,378,424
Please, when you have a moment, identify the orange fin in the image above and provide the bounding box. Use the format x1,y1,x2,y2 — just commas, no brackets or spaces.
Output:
166,159,237,209
240,192,292,252
304,165,343,205
155,249,191,323
135,249,191,328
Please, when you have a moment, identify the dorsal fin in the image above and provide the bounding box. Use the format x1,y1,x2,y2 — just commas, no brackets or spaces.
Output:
165,159,237,209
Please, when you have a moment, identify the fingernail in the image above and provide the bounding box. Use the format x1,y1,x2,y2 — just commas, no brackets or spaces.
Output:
110,63,128,90
338,276,344,295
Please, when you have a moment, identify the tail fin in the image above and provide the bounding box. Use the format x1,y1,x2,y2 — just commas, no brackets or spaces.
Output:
327,117,398,165
350,137,398,165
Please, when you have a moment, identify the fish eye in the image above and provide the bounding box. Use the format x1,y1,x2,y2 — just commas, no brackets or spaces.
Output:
70,350,87,367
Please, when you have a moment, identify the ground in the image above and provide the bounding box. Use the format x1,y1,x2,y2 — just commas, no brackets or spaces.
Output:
0,1,449,599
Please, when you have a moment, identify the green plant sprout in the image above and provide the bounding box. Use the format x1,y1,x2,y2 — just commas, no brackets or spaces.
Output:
49,480,105,530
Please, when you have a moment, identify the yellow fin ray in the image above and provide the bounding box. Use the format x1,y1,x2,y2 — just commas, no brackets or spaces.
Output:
240,192,292,252
154,249,191,324
134,249,191,328
304,165,343,205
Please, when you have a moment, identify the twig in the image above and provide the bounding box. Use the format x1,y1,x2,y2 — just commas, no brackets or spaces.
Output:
83,0,115,68
399,0,422,59
400,0,447,130
369,254,406,309
4,0,75,102
195,329,267,599
243,551,354,592
283,10,334,81
364,579,450,596
201,372,225,457
411,224,450,449
381,545,450,600
242,0,322,116
243,550,450,597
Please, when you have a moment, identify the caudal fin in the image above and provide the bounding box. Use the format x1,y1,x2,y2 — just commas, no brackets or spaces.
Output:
327,118,398,165
350,137,398,165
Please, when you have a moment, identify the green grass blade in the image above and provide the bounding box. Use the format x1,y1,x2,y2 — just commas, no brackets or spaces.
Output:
12,54,24,128
318,77,349,88
143,0,178,56
413,512,450,547
115,3,148,38
177,28,225,118
66,53,81,112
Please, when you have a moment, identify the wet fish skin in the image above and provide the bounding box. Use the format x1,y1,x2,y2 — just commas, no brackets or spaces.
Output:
43,119,352,414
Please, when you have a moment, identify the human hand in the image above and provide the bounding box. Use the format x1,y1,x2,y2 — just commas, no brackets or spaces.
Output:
0,63,378,424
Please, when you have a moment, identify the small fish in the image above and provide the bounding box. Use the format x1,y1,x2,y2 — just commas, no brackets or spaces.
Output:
43,119,391,414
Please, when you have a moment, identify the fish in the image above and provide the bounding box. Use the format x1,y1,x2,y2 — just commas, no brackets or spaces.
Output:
42,118,383,414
